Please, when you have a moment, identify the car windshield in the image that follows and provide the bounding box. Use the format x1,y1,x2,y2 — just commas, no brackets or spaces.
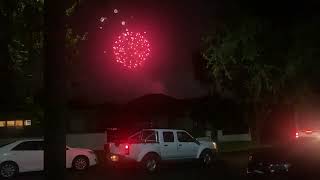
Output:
0,141,15,148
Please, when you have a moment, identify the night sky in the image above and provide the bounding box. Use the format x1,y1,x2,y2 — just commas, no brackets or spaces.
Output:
70,0,219,103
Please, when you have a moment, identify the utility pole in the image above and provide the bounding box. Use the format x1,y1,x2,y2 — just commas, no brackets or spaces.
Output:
44,0,67,180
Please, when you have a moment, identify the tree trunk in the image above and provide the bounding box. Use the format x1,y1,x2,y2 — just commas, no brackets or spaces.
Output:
251,102,271,145
250,103,262,144
44,0,67,180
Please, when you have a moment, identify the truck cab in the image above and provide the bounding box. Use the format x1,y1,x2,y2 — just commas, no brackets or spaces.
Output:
105,129,217,173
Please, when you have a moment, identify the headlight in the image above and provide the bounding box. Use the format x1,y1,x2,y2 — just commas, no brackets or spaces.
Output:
110,155,119,162
212,142,217,149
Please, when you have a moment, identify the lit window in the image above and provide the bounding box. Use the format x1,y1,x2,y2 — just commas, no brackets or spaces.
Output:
15,120,23,127
0,121,5,127
24,120,31,126
6,121,15,127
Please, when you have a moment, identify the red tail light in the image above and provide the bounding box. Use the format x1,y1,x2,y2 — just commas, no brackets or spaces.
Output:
295,132,299,138
305,130,313,134
125,144,130,155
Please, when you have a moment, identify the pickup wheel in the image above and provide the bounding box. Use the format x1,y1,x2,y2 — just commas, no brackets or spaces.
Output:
0,161,19,179
141,154,160,173
200,150,214,167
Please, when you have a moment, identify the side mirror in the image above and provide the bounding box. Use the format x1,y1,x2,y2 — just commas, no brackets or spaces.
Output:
194,139,200,145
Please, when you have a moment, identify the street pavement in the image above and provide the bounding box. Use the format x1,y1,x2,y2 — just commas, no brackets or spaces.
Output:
6,151,314,180
4,151,247,180
11,163,240,180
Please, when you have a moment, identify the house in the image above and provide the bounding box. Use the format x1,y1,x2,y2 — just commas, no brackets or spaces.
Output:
0,111,40,138
68,94,251,139
67,94,216,136
0,93,249,141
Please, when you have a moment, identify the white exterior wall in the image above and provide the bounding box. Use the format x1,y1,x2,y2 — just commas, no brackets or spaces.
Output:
66,133,105,150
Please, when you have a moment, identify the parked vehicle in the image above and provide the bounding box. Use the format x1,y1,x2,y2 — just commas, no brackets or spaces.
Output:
247,137,320,177
0,139,98,178
105,129,217,173
295,129,320,139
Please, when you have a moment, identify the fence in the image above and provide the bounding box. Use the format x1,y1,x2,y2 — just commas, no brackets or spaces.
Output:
66,133,105,150
217,130,251,142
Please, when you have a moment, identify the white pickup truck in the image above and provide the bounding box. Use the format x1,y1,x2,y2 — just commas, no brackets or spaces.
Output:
105,129,217,173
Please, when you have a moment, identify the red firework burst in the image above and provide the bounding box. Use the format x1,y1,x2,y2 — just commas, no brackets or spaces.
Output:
113,31,151,69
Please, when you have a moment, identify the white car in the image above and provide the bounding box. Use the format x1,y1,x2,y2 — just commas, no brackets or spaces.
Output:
105,129,217,173
0,139,98,178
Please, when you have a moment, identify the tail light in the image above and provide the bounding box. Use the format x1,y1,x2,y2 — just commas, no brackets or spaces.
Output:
305,130,313,134
125,144,130,155
295,132,299,138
